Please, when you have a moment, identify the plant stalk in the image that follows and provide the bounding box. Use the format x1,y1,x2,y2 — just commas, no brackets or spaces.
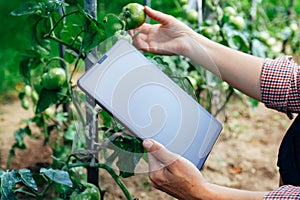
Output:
68,162,133,200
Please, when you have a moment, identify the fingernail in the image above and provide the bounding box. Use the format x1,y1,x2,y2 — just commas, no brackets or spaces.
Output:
143,139,153,150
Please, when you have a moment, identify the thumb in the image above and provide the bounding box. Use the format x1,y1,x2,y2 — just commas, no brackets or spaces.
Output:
143,139,179,166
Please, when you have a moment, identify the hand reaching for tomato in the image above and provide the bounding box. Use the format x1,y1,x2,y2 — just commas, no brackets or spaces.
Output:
130,6,195,57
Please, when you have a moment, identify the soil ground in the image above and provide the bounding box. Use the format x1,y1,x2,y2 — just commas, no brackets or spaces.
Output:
0,95,292,199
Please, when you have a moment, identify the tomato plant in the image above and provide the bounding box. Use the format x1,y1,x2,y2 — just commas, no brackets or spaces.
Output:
5,1,148,199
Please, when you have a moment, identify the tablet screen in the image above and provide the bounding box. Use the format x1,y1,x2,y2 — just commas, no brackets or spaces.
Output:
78,39,222,169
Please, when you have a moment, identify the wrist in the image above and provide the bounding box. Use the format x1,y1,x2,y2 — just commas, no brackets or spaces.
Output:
179,30,200,58
187,180,215,200
182,31,222,77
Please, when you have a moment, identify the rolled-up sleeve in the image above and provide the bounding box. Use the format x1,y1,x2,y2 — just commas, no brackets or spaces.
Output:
264,185,300,199
261,56,300,117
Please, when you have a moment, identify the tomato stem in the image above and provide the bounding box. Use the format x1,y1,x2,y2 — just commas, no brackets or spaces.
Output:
67,162,134,200
47,11,80,37
45,57,69,68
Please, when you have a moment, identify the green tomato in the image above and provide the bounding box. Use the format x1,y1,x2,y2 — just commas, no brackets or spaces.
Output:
112,23,123,32
187,76,197,88
266,37,276,47
290,23,298,32
229,15,245,30
24,85,32,97
119,3,146,30
54,183,72,195
179,0,188,4
271,42,282,53
258,31,270,43
182,4,189,12
44,107,55,117
201,27,214,38
212,24,220,32
70,183,100,200
21,98,30,110
42,68,66,90
31,90,39,104
186,9,198,22
224,6,237,17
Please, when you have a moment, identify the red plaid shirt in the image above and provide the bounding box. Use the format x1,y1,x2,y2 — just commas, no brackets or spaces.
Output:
261,56,300,117
264,185,300,199
261,56,300,199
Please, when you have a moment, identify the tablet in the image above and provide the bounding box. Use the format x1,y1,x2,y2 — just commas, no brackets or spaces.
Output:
77,39,222,169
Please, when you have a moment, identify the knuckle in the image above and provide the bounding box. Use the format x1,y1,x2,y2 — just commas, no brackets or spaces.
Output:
149,171,165,185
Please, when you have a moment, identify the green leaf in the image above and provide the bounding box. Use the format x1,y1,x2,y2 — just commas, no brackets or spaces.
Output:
10,1,68,17
18,169,38,191
78,5,106,52
64,124,76,141
111,135,145,178
1,170,21,200
150,56,173,76
100,110,123,132
28,47,44,63
35,89,59,114
170,76,197,99
55,112,68,122
103,14,123,37
230,34,250,52
40,168,73,187
82,21,106,52
19,59,31,86
21,49,42,59
222,23,250,52
31,115,45,128
10,2,43,16
43,0,69,16
248,98,259,109
59,29,82,52
19,51,42,85
251,39,267,57
99,110,113,127
34,18,51,50
0,169,4,178
280,27,292,40
13,126,31,149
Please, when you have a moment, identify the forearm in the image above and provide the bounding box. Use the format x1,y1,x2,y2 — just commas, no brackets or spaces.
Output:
185,32,264,101
202,183,267,200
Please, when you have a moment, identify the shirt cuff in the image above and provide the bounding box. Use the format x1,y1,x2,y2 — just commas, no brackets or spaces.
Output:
260,56,297,118
264,185,300,199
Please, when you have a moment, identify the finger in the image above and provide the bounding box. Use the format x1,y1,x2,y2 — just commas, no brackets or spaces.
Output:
143,139,179,166
130,23,151,34
144,6,174,25
132,32,150,50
